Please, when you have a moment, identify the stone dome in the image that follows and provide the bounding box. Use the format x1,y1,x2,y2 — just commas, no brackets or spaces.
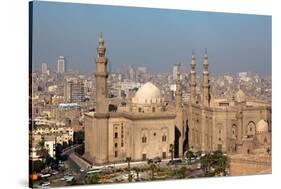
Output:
235,89,246,103
133,82,162,104
256,119,269,133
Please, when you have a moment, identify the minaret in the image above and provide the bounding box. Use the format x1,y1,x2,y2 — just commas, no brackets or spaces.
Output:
200,49,211,153
89,34,109,164
175,71,184,158
95,33,108,113
201,49,210,107
189,51,197,104
175,72,182,112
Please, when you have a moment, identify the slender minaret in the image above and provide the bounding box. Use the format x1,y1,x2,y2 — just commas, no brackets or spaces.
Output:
90,34,109,164
95,33,108,113
175,72,182,112
189,51,197,104
175,71,184,158
201,49,210,107
200,49,211,152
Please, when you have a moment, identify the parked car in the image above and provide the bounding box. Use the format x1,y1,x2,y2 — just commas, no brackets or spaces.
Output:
51,170,59,175
154,157,162,163
41,181,50,187
39,173,51,178
167,159,182,165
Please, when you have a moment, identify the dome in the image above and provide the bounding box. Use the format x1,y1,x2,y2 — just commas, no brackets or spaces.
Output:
256,119,269,133
133,82,162,104
235,89,246,103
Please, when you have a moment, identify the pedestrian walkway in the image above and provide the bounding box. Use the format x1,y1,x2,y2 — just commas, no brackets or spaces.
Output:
68,152,91,170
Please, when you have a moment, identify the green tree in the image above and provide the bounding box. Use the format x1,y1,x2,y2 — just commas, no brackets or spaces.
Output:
149,163,158,180
214,153,227,175
133,167,141,181
185,151,194,163
74,131,84,144
36,140,49,164
84,174,99,184
30,160,45,173
177,166,187,178
200,154,212,174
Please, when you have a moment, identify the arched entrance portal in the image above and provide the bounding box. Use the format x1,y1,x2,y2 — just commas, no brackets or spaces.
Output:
183,120,189,154
174,126,181,158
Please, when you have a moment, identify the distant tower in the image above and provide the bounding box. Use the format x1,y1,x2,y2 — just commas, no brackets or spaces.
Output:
64,78,85,103
41,63,48,75
201,49,210,107
189,52,197,104
95,33,109,113
57,56,65,74
175,72,182,112
173,63,181,81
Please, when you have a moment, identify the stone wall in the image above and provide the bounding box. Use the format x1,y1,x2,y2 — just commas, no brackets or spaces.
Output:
229,154,271,176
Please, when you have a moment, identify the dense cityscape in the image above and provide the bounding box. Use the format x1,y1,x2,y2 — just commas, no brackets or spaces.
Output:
29,41,272,187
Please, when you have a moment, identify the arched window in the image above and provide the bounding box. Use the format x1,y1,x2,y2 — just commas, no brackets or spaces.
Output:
138,107,142,113
142,136,147,143
152,107,156,112
162,135,167,142
247,122,256,136
232,124,237,139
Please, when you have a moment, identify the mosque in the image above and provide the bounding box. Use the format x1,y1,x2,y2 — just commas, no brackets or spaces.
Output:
84,36,271,165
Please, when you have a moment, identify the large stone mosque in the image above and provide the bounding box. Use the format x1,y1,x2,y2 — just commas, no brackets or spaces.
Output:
84,36,272,167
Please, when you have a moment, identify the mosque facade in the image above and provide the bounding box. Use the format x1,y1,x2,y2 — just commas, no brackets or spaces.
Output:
84,37,271,165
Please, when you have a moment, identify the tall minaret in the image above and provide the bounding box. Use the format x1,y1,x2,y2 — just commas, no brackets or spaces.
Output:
87,34,110,164
95,33,108,113
189,51,197,104
200,49,211,152
175,71,184,158
175,72,182,112
201,49,210,107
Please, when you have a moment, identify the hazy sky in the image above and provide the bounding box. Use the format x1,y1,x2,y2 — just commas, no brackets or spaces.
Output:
31,1,272,75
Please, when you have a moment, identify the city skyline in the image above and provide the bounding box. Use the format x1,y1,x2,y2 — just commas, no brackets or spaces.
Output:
31,1,271,75
29,2,272,187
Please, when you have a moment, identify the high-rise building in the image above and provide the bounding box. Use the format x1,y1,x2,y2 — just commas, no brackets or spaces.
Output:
128,66,135,81
137,66,147,74
41,63,48,75
173,63,181,80
64,78,85,103
57,56,66,74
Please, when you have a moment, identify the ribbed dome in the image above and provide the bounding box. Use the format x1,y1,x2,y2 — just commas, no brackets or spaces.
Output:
235,89,246,102
133,82,162,104
256,119,269,133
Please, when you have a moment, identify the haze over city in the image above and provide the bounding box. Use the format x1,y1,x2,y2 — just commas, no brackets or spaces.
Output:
31,1,271,75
